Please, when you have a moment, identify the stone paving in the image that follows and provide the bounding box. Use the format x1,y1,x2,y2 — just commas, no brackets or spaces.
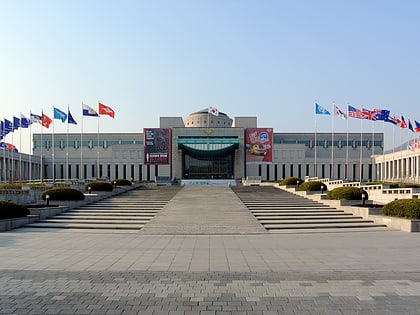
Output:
1,186,420,314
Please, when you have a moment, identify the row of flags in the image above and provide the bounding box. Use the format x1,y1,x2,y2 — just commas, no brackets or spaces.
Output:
1,102,115,151
316,103,420,133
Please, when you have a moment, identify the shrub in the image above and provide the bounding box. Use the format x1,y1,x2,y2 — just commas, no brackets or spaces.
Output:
299,181,327,192
85,181,114,192
112,179,132,186
280,177,302,186
327,187,367,200
382,199,420,219
0,184,23,189
42,187,85,201
0,201,29,219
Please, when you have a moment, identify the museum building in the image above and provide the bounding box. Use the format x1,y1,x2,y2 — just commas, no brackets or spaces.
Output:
29,109,383,183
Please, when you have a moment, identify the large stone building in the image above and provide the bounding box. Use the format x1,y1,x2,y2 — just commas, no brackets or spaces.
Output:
28,109,383,183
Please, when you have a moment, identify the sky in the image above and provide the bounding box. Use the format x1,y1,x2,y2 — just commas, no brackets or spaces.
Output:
1,0,420,154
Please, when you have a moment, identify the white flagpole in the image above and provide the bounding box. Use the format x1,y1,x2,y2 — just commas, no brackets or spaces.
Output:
40,111,44,182
29,113,32,182
331,102,335,179
314,101,317,178
372,111,375,181
359,116,363,182
346,105,349,181
52,107,55,183
97,102,100,179
19,118,22,181
11,121,14,182
2,120,5,183
66,105,69,180
81,103,83,180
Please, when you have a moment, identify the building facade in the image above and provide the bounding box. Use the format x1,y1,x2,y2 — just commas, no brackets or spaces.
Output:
30,109,383,183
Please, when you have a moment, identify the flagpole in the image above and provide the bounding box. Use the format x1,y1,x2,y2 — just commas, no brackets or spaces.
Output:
2,120,5,182
11,121,14,183
372,113,375,181
52,107,55,183
346,104,349,181
97,102,100,179
40,111,44,182
19,118,22,181
29,113,32,182
66,105,69,180
359,116,363,182
331,102,335,179
314,101,317,178
81,103,83,180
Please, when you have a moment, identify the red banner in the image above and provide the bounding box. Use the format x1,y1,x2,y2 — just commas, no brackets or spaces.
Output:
245,128,273,164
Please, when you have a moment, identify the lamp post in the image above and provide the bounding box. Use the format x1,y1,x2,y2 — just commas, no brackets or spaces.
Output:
88,186,91,195
46,194,50,207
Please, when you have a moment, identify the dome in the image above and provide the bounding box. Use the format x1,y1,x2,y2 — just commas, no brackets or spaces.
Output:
184,108,233,128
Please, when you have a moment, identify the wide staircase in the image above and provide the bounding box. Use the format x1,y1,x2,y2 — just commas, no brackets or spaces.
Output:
25,186,181,230
232,186,387,232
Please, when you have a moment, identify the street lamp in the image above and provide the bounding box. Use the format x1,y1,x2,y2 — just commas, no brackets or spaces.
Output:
46,194,50,207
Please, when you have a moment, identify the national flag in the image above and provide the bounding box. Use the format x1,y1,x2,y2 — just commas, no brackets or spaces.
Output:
82,104,99,117
400,115,407,129
67,109,77,125
334,105,347,119
373,109,390,121
408,119,415,133
98,102,115,118
0,121,3,136
42,113,53,128
415,120,420,132
0,142,18,152
385,113,401,125
362,108,377,120
315,103,330,115
348,105,365,119
208,106,219,116
54,107,68,122
31,113,42,124
13,116,20,130
21,114,31,128
4,119,13,134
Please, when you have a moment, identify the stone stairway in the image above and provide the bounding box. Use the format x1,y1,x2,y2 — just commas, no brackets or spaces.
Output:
232,186,387,232
25,186,181,230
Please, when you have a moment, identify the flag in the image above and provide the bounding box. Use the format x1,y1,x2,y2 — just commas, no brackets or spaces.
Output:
208,106,219,116
0,121,4,139
98,102,115,118
415,120,420,132
362,108,377,120
408,119,415,133
315,103,330,115
42,113,52,128
374,109,390,121
385,113,401,125
400,115,407,129
31,113,42,124
0,142,18,152
13,116,20,130
348,105,365,119
54,107,68,122
334,105,347,119
82,104,99,117
4,119,13,134
67,109,77,125
21,114,31,128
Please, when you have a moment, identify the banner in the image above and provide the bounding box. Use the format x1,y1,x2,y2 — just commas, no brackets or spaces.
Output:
245,128,273,164
143,128,171,165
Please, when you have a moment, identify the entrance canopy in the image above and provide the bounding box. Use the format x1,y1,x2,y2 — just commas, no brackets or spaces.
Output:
178,137,239,157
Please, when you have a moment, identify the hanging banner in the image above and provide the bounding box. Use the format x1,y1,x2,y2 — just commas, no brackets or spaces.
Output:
245,128,273,164
143,128,171,165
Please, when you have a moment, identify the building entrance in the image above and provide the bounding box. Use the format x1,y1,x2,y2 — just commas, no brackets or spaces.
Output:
183,153,233,179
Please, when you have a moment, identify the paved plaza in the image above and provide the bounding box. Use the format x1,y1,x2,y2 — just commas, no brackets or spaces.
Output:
1,186,420,314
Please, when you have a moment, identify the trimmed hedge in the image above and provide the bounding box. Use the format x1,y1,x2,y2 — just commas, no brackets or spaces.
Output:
42,187,85,201
382,199,420,219
0,184,23,189
299,181,327,192
85,181,114,192
112,179,132,186
327,187,367,200
0,201,29,219
280,177,302,186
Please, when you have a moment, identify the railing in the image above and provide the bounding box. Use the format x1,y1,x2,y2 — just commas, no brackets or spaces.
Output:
242,176,261,186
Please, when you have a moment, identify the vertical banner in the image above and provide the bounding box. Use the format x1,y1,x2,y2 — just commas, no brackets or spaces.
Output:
245,128,273,164
143,128,171,165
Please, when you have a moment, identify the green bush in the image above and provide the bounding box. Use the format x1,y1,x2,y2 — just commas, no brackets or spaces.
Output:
382,199,420,219
327,187,367,200
0,184,23,189
0,201,29,219
112,179,132,186
280,177,302,186
85,181,114,192
42,187,85,201
299,181,327,192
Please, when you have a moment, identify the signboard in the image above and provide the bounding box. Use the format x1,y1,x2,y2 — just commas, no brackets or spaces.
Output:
143,128,171,165
245,128,273,164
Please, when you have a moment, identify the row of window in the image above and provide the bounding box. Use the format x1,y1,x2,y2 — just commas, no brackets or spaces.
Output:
275,139,383,148
34,139,143,149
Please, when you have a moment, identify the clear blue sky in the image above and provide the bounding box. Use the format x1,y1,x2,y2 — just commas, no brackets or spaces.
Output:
1,0,420,154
